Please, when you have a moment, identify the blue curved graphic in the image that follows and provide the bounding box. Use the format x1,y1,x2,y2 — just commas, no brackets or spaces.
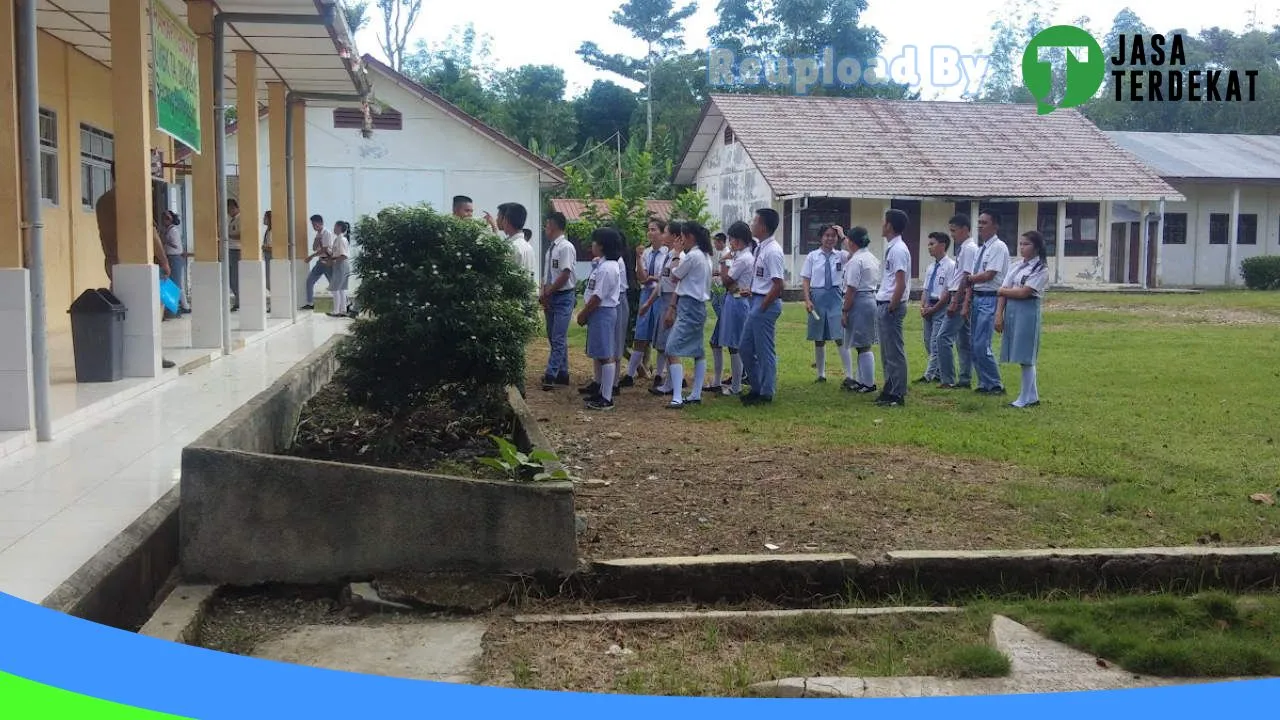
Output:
0,591,1274,719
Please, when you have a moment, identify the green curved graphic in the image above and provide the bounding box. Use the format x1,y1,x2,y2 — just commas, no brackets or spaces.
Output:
1022,25,1106,114
0,671,190,719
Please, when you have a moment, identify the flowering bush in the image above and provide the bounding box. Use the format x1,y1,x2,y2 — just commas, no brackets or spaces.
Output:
336,204,539,417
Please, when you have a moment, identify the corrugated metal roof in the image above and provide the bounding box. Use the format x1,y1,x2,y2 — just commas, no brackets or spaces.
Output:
674,94,1183,202
1104,131,1280,181
549,198,674,222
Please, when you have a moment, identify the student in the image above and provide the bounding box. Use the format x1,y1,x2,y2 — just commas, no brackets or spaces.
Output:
160,210,189,315
577,228,623,411
452,195,475,219
613,244,631,396
647,222,683,395
262,210,272,294
839,226,880,393
739,208,785,406
539,211,576,391
326,221,353,318
302,214,334,311
969,210,1012,395
875,209,912,407
917,232,955,384
719,221,755,396
997,230,1050,409
622,220,669,387
801,225,846,383
937,214,979,389
706,232,729,393
661,222,714,408
227,198,241,311
496,203,536,285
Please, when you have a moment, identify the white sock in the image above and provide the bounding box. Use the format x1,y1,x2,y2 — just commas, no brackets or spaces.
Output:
838,344,853,379
668,361,684,404
626,350,644,378
1016,364,1038,406
731,353,743,392
332,290,344,312
600,363,616,402
815,345,826,378
858,352,875,387
691,358,707,401
656,355,669,380
712,347,724,385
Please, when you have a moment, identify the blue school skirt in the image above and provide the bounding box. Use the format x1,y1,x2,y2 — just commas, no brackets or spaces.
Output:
709,290,726,346
653,292,676,351
665,295,707,359
720,294,750,349
843,291,878,348
999,296,1042,365
807,286,843,342
586,304,619,360
634,285,660,343
614,294,630,359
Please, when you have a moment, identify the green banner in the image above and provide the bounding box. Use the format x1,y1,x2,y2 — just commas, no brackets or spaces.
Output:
150,0,201,153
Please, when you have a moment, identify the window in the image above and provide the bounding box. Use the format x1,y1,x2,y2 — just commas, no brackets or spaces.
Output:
976,202,1020,254
1208,213,1257,245
724,125,736,145
39,108,57,205
332,107,402,131
1064,202,1100,257
1161,213,1188,244
1036,203,1059,257
80,124,114,210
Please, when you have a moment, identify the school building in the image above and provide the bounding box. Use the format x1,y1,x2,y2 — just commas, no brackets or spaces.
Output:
1,0,371,438
673,94,1184,289
1104,131,1280,288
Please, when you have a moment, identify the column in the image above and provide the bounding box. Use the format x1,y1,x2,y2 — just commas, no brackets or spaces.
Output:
1154,199,1166,288
789,199,800,287
1100,200,1112,284
1227,186,1241,287
0,0,32,430
234,51,266,330
1054,201,1066,285
1138,201,1150,289
291,99,309,308
187,0,221,348
267,82,291,318
109,0,160,377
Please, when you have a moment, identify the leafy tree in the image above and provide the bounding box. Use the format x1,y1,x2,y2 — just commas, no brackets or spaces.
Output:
401,24,500,123
670,187,717,232
978,0,1058,103
342,0,372,33
490,65,579,153
574,80,640,148
577,0,699,146
338,205,539,418
376,0,425,71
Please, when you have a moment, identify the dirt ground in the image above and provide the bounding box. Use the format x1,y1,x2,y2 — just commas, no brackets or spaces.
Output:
523,344,1053,560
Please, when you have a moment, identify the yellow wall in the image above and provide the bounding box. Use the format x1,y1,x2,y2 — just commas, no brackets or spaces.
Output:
31,31,175,331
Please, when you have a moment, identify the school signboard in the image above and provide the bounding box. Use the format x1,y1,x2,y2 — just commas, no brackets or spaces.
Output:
150,0,201,153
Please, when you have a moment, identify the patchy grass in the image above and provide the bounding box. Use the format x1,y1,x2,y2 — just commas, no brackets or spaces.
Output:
477,611,1003,695
997,592,1280,677
529,291,1280,557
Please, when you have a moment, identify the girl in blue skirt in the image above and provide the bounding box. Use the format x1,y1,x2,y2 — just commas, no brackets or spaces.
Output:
577,228,624,411
661,222,714,409
705,232,729,394
997,230,1049,409
801,225,847,383
719,221,756,396
622,220,669,386
647,222,683,395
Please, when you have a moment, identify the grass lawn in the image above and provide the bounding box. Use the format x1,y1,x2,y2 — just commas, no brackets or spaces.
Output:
525,291,1280,556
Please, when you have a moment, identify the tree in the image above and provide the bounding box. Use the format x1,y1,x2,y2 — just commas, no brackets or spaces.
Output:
978,0,1059,103
574,80,640,148
376,0,424,71
490,65,579,153
341,0,371,33
577,0,699,147
401,24,500,123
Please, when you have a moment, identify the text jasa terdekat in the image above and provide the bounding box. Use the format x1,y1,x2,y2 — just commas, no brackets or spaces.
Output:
1112,34,1259,102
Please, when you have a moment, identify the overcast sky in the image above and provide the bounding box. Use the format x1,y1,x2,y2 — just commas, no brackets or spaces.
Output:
352,0,1276,100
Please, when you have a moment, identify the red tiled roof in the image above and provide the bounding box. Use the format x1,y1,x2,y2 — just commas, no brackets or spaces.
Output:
673,94,1183,202
549,198,674,222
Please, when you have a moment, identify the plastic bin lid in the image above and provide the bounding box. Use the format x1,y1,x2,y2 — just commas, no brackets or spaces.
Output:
68,288,127,313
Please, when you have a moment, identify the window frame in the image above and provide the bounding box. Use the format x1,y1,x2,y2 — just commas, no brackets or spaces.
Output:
79,123,115,211
38,107,58,206
1161,212,1188,244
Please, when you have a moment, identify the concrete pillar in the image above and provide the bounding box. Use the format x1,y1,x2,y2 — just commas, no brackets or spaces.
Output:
789,199,801,287
1138,201,1150,290
267,82,291,318
291,99,310,307
1227,186,1241,287
0,3,31,430
234,51,266,330
1054,201,1066,285
109,0,160,377
1155,199,1166,288
1100,200,1112,283
187,0,222,349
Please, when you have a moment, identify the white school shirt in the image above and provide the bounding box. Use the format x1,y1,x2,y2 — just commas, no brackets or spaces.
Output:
313,228,335,256
950,238,979,292
1002,258,1050,297
658,248,682,294
711,247,727,287
750,237,785,295
330,233,351,259
727,249,754,294
614,258,627,304
801,248,843,290
544,235,577,289
640,245,667,287
923,255,956,301
673,246,711,302
508,232,536,284
971,236,1011,293
876,236,912,303
841,248,881,293
585,258,621,309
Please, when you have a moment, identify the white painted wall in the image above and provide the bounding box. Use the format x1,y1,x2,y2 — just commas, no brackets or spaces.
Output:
1156,181,1280,287
695,121,775,236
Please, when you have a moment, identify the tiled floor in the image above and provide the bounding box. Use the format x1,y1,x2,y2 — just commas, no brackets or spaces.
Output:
0,313,350,604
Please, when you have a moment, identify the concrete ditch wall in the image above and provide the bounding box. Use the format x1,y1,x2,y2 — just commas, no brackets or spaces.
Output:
179,338,577,587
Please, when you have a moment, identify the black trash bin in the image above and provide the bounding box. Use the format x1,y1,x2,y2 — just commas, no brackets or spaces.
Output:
68,288,127,383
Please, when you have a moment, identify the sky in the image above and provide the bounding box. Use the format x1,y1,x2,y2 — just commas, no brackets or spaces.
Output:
351,0,1277,100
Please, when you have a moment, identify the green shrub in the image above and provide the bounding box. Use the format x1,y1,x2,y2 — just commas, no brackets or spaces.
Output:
337,204,539,417
1240,256,1280,290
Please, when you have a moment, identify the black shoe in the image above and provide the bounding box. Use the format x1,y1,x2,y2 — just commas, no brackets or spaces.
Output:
301,304,315,311
162,359,176,369
541,374,555,391
555,373,571,386
841,378,859,391
684,398,703,406
666,401,685,410
856,383,878,394
990,386,1007,395
648,387,670,396
815,376,828,383
586,398,615,411
619,375,635,388
914,376,932,384
578,381,600,396
613,385,622,396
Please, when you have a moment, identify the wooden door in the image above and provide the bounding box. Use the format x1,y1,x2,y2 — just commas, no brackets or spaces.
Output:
1109,223,1126,283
